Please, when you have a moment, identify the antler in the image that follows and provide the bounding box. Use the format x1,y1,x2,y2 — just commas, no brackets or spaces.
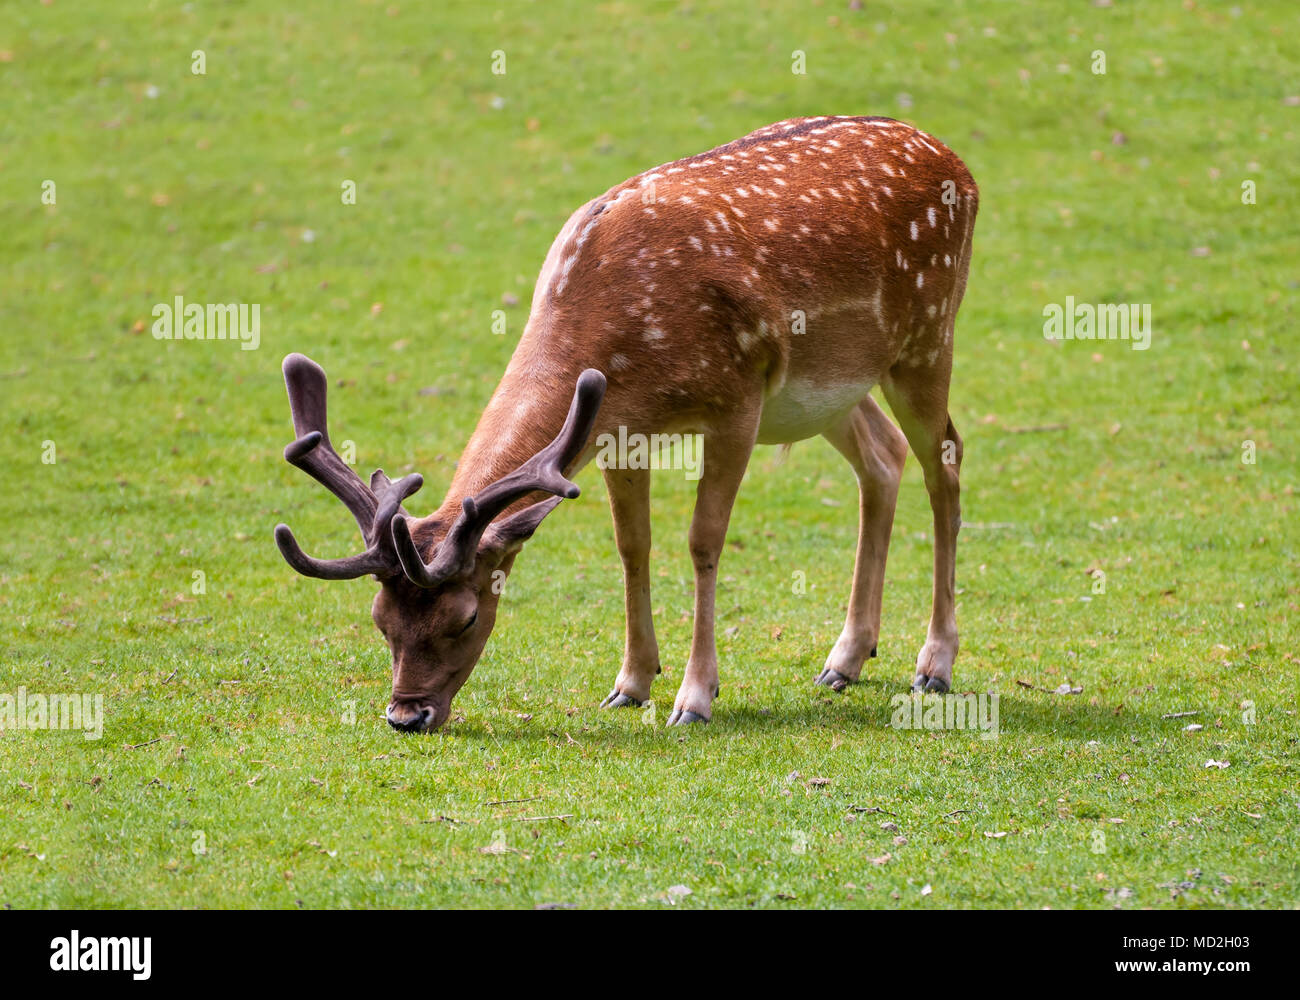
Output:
392,368,606,588
273,353,423,580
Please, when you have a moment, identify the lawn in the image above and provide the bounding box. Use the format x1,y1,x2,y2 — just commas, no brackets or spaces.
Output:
1,0,1296,908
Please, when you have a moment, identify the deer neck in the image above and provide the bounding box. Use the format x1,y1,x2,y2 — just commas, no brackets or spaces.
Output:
438,343,587,518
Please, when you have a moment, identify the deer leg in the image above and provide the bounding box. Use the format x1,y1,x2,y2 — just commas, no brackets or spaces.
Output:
882,365,963,694
600,467,661,707
814,395,909,691
666,413,759,725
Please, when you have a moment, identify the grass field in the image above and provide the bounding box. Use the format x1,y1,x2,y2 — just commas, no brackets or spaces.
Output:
2,0,1297,909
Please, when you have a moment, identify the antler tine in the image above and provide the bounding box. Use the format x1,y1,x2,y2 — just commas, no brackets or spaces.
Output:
275,471,424,581
392,369,606,588
273,524,393,580
276,352,426,581
282,353,377,540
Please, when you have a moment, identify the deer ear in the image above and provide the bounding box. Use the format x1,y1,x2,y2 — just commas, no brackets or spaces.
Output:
479,496,565,562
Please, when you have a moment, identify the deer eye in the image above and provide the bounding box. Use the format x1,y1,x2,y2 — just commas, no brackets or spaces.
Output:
454,611,478,637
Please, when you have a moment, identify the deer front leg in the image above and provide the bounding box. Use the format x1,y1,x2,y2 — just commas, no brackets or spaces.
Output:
815,396,908,691
666,413,759,726
600,467,660,707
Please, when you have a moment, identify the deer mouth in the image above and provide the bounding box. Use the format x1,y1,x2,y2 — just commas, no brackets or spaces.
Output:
385,700,447,733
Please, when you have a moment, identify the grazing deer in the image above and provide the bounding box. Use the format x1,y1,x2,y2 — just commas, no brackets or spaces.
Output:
274,115,978,731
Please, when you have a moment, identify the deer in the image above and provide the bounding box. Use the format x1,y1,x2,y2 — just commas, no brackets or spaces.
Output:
273,115,979,732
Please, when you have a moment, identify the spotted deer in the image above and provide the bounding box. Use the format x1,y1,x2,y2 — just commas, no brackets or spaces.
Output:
274,115,978,731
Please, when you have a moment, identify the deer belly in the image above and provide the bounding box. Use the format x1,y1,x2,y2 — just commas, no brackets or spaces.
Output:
756,378,874,444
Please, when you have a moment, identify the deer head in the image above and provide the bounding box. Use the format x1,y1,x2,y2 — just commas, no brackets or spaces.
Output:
273,353,605,733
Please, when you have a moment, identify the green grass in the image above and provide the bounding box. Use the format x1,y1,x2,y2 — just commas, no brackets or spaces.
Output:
2,0,1297,908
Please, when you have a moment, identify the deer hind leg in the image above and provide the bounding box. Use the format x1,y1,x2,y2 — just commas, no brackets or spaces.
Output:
600,467,660,707
881,363,963,694
666,409,760,726
814,395,909,691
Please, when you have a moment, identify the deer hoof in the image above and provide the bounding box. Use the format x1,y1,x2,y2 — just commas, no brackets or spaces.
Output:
666,709,709,726
911,673,950,694
600,690,643,709
814,668,852,692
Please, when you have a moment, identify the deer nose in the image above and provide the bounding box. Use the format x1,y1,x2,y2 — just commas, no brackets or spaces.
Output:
386,702,434,733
